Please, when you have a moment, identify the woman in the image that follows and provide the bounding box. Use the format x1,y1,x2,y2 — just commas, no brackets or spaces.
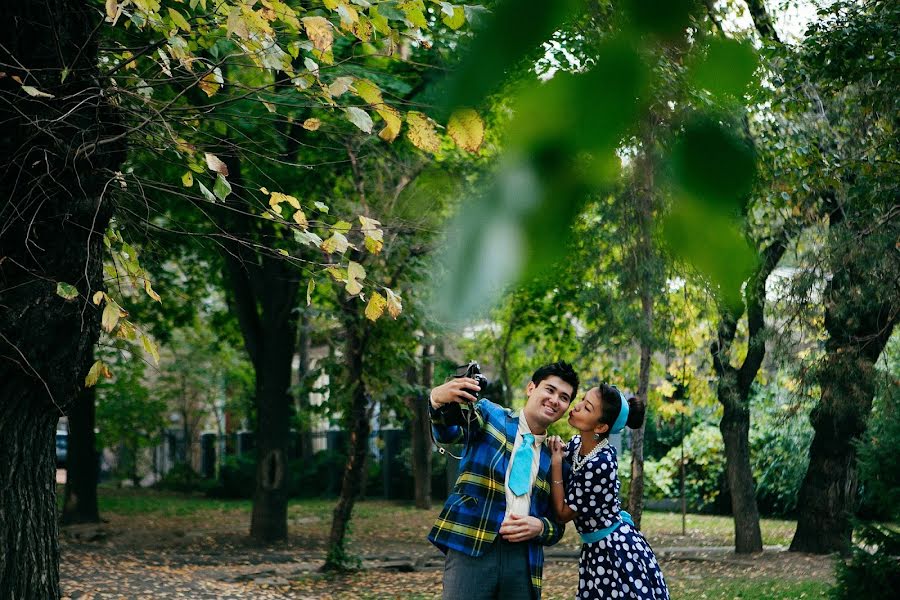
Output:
549,384,669,600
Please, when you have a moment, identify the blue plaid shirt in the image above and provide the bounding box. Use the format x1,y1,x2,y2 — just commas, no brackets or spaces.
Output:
428,398,566,599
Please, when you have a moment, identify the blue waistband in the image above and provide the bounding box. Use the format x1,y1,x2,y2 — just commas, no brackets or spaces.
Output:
579,510,635,544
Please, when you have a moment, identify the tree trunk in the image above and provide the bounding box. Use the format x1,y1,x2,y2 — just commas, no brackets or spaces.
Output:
245,296,297,543
791,287,895,552
410,344,434,509
325,308,370,570
628,306,651,529
711,240,784,554
0,1,122,596
719,387,763,553
219,160,300,544
627,138,656,529
62,383,100,525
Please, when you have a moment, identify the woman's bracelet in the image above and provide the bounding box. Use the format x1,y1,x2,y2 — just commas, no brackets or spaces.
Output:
552,479,564,485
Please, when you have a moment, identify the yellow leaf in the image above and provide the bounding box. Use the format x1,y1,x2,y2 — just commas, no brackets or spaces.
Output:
321,232,350,254
92,291,105,305
199,71,222,97
227,7,250,40
105,0,118,20
269,191,300,209
302,16,334,54
328,76,354,97
377,105,402,142
21,85,54,99
168,7,191,32
333,220,353,234
302,118,321,131
346,261,366,296
85,360,105,387
144,280,161,303
292,209,308,229
447,108,484,153
359,216,384,254
181,171,194,187
141,333,160,366
365,292,387,321
326,266,346,282
306,278,315,306
204,152,229,176
353,78,383,105
385,288,403,319
442,5,466,30
406,111,441,154
278,249,289,256
101,301,120,333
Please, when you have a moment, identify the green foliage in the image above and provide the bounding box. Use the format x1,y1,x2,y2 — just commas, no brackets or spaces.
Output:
831,523,900,600
644,424,726,513
857,336,900,521
749,386,815,517
155,463,213,494
207,455,257,500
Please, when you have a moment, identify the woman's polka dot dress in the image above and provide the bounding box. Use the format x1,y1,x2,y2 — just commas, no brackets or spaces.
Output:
565,435,670,600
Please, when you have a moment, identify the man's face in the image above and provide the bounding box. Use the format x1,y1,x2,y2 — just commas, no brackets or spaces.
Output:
523,375,574,433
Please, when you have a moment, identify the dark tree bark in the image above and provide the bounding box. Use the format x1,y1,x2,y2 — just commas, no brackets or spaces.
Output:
712,240,786,554
61,382,100,525
744,0,782,44
219,161,299,543
410,343,434,510
790,209,898,554
0,1,123,596
324,302,370,570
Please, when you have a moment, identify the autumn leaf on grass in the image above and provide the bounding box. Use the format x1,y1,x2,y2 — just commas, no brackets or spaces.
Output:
346,261,365,296
447,108,484,153
406,111,441,154
365,291,387,321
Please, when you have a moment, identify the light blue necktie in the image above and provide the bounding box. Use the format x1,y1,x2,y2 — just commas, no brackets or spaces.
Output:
509,433,535,496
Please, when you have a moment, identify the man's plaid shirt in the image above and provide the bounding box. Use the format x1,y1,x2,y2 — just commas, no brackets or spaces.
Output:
428,398,566,599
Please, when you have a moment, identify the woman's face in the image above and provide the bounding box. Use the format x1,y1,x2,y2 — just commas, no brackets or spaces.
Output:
566,387,607,435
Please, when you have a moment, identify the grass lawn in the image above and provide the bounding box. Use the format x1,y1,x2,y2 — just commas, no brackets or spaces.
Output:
59,487,835,599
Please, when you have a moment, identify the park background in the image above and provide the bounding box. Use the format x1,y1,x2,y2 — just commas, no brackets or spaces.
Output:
0,0,897,599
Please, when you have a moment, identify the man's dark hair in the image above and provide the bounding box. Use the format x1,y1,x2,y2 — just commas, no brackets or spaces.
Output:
531,361,579,400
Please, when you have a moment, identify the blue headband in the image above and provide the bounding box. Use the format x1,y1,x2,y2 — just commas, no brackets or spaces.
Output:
610,387,629,434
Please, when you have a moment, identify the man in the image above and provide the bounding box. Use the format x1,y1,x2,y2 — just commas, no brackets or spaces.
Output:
428,361,579,599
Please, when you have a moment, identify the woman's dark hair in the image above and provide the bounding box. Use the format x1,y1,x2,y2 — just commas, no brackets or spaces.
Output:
531,361,579,400
598,383,645,431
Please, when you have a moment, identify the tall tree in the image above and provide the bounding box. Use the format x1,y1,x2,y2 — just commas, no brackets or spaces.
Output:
0,1,122,596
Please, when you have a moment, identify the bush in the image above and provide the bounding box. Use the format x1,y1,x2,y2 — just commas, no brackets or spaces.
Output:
155,462,212,494
749,406,814,517
831,523,900,600
646,424,727,513
857,372,900,521
208,455,257,499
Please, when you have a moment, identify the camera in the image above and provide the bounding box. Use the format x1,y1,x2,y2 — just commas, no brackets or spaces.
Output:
454,360,489,401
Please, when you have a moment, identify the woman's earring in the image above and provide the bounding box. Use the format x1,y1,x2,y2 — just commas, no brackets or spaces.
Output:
592,432,601,442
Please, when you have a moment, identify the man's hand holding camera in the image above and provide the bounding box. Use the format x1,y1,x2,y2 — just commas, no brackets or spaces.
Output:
429,377,482,410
